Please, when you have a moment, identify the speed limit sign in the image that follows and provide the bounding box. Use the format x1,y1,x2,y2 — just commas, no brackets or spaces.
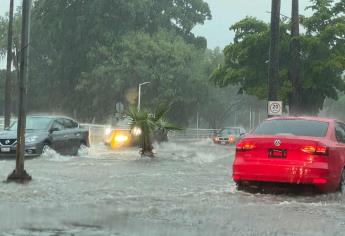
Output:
268,101,283,116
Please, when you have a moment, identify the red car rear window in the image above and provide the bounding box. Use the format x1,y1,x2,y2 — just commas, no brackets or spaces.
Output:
252,119,329,137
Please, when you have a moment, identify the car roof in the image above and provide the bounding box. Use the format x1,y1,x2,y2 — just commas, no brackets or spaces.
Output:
27,115,75,120
267,116,337,123
223,127,243,129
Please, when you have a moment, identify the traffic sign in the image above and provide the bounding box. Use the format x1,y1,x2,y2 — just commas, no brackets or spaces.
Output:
268,101,283,116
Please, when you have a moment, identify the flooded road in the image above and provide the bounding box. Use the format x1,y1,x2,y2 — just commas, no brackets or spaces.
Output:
0,139,345,235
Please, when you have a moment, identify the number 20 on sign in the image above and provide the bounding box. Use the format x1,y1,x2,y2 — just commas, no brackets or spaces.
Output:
268,101,283,116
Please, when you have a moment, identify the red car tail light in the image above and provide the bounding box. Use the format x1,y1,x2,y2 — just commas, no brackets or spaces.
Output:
301,145,328,155
228,135,235,143
312,178,327,184
236,142,255,151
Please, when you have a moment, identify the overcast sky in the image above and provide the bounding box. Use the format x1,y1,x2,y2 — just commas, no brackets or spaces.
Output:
193,0,313,48
0,0,313,57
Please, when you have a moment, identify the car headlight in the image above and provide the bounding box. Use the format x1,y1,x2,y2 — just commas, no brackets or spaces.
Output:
132,127,142,136
105,127,112,136
114,135,129,143
26,136,38,143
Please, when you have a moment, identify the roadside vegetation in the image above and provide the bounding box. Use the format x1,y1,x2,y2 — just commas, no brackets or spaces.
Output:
0,0,259,129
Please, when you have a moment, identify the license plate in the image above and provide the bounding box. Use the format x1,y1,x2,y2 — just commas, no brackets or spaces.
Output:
221,141,226,145
269,149,286,158
1,147,11,152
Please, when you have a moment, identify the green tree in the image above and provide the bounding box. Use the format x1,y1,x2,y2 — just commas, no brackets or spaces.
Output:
211,0,345,115
24,0,211,123
77,29,205,124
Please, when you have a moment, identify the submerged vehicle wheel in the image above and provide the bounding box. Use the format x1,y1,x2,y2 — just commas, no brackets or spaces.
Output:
77,143,89,156
41,143,51,155
236,182,244,191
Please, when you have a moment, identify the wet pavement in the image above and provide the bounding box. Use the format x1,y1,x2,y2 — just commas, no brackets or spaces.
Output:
0,139,345,236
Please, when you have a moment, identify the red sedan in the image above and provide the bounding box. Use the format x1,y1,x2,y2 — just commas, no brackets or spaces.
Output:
233,117,345,192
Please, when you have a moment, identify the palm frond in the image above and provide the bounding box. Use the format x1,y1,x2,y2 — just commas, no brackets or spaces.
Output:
157,119,183,131
125,106,149,128
152,104,170,122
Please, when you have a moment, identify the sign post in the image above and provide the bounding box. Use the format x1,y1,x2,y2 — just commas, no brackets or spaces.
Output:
268,101,283,117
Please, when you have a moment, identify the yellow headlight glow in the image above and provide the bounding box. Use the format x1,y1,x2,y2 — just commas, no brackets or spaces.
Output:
114,135,129,143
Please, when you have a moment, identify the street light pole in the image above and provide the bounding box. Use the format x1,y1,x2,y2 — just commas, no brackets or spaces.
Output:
137,82,151,111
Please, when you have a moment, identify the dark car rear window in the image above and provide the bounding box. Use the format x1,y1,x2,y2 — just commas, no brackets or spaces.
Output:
220,128,240,136
252,119,329,137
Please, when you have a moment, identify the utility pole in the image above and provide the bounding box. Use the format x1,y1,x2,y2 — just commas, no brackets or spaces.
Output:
7,0,32,183
268,0,281,117
289,0,301,115
4,0,14,129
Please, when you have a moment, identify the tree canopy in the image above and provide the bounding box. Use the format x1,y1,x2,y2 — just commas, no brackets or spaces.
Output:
211,0,345,114
24,0,212,124
2,0,249,128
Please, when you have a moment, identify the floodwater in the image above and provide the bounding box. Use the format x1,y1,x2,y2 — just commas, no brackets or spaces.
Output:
0,139,345,236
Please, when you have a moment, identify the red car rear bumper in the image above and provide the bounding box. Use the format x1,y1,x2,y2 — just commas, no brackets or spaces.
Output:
233,157,336,191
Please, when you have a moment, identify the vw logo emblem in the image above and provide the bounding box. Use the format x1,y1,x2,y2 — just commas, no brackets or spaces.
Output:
5,140,10,145
274,140,281,147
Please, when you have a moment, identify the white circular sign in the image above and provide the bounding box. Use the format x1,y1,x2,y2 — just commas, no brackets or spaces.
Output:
268,101,283,116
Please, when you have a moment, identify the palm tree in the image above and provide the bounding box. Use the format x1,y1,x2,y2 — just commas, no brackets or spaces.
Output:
125,105,182,157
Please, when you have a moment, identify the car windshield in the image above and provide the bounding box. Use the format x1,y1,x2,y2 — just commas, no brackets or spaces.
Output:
116,118,131,127
252,119,329,137
219,128,240,136
9,117,53,131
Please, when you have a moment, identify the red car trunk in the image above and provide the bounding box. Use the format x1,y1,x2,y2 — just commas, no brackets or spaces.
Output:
234,138,330,187
237,135,328,161
232,117,345,192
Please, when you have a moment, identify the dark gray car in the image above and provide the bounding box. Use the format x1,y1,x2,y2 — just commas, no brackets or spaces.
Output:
0,115,89,157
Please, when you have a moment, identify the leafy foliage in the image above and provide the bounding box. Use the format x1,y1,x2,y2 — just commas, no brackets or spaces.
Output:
18,0,213,124
0,0,272,129
211,1,345,114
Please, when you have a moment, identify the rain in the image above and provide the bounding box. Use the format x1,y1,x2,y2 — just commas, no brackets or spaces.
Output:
0,0,345,235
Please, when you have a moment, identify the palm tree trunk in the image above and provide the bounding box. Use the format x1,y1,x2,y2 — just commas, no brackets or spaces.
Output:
140,127,154,157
